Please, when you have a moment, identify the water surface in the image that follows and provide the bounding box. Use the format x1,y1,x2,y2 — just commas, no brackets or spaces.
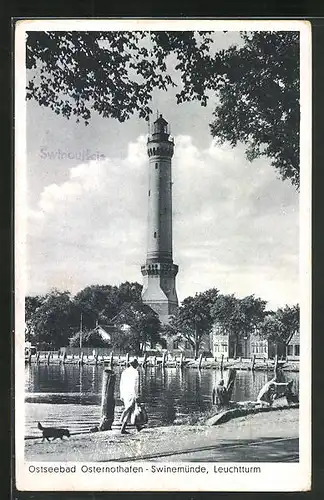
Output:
25,364,299,437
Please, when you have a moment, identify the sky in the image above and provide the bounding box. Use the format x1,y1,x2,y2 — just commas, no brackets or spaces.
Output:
24,31,300,310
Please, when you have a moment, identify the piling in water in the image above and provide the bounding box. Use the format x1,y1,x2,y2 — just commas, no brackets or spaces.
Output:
198,354,203,370
98,369,116,431
226,368,236,401
180,352,184,368
220,354,224,372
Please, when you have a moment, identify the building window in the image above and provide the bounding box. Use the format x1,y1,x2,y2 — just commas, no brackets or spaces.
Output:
185,341,191,349
222,344,227,352
294,344,300,356
155,163,158,169
287,345,294,356
154,232,157,238
173,340,179,349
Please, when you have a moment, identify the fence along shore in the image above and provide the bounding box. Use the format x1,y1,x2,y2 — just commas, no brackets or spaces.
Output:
25,350,299,372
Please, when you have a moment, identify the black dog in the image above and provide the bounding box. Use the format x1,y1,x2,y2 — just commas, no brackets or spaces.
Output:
37,422,70,442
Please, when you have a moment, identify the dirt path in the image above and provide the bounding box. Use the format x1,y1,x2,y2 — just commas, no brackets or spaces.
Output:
25,407,298,462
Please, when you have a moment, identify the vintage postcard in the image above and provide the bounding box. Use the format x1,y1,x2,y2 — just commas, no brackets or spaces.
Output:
15,19,312,491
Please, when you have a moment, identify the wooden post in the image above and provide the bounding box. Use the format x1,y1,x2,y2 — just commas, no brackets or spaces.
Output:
154,355,157,366
274,354,279,380
226,368,236,401
98,369,116,431
27,353,32,364
125,353,129,366
162,351,167,368
47,352,51,364
79,352,84,366
58,350,61,359
220,354,224,372
36,352,40,363
94,352,98,366
62,351,67,364
198,353,203,370
180,352,184,368
251,354,256,371
110,352,114,369
142,352,148,367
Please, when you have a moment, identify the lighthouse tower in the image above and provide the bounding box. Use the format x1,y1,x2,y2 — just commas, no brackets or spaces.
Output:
141,114,179,324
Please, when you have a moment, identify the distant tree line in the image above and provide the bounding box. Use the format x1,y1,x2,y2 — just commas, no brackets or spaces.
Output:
25,282,299,357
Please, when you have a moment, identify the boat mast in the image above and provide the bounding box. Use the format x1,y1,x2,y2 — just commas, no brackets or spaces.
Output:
79,313,83,350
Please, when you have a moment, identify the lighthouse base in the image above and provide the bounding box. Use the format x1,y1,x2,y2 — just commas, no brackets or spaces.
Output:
141,262,178,324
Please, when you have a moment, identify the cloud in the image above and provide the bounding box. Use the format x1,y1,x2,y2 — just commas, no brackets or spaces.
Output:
27,135,299,309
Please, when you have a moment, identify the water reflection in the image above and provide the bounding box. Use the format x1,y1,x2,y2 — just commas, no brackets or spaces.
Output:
25,364,299,437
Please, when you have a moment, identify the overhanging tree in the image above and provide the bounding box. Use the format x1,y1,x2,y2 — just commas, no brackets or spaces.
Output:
26,30,300,187
209,32,300,188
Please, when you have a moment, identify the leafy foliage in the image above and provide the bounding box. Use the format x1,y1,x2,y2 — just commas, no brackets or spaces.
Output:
114,303,162,355
26,289,75,348
209,32,300,188
170,288,219,358
72,281,143,329
26,31,213,124
25,282,144,349
69,328,111,348
259,304,299,345
26,30,300,187
211,294,267,358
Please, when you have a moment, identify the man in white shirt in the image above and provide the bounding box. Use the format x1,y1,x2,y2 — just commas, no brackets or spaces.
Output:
119,358,141,434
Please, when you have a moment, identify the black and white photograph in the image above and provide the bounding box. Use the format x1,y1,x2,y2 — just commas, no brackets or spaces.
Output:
15,19,311,491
